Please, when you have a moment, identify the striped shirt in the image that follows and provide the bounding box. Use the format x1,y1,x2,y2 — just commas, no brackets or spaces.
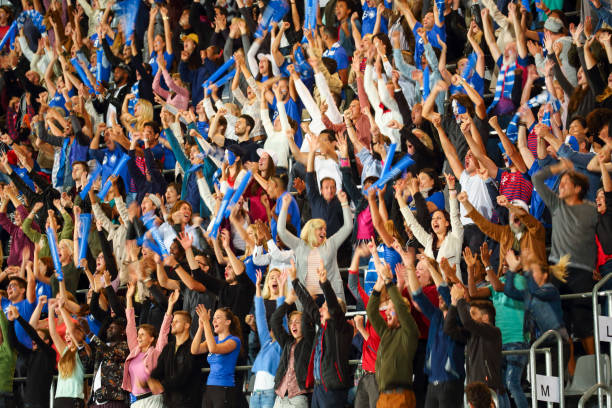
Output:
306,248,323,295
497,169,533,204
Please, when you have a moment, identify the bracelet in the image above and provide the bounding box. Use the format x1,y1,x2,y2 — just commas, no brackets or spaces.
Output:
339,158,349,167
485,265,493,272
448,188,456,191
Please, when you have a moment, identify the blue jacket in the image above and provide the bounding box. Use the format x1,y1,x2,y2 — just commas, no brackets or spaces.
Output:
163,128,214,217
178,58,218,106
504,271,564,340
251,296,283,377
413,284,465,383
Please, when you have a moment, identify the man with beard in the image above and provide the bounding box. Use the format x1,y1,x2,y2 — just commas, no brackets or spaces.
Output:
150,292,202,408
194,231,255,340
230,115,259,163
458,193,546,272
209,111,259,162
92,64,133,126
86,318,130,407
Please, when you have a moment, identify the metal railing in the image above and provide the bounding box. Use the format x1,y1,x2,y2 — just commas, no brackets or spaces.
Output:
579,384,612,408
529,330,565,408
593,274,612,408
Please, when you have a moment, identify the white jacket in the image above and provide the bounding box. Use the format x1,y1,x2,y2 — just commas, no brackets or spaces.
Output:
400,196,464,280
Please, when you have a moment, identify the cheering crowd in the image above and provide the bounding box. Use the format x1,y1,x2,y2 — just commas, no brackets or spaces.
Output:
0,0,610,406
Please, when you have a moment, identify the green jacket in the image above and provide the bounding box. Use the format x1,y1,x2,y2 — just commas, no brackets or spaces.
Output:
51,262,80,298
0,309,17,392
22,211,74,259
367,283,419,392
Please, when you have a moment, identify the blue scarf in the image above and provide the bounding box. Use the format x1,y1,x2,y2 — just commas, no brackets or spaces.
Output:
487,61,516,114
506,92,561,141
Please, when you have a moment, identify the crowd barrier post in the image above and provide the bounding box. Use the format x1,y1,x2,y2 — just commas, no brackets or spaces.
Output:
529,330,565,408
578,384,612,408
593,274,612,407
49,377,55,408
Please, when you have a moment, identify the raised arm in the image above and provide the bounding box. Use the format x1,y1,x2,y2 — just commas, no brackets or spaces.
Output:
481,9,501,63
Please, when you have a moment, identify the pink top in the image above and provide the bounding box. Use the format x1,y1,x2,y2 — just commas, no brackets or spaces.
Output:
356,207,374,240
122,308,172,394
128,352,149,395
152,68,190,111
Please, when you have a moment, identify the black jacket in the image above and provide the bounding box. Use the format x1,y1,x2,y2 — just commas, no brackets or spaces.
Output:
11,316,56,407
293,278,353,390
151,337,201,408
445,299,503,393
271,301,316,391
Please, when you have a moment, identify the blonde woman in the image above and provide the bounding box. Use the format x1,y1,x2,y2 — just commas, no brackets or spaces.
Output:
277,191,352,301
49,297,85,408
121,96,154,133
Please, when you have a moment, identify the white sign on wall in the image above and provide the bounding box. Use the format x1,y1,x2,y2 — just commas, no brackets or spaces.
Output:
599,316,612,342
536,374,560,403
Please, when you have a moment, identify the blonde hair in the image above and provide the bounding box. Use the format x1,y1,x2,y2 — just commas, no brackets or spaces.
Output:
530,254,569,283
262,269,285,300
597,87,612,103
134,100,154,130
58,239,73,257
58,346,77,378
384,220,401,242
548,255,570,283
300,219,327,248
288,310,302,323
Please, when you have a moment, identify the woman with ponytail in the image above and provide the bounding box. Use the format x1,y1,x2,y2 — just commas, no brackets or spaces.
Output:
504,250,570,345
191,305,243,408
48,295,85,408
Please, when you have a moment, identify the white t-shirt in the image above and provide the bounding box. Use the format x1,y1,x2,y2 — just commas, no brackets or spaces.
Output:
314,154,343,194
459,170,494,225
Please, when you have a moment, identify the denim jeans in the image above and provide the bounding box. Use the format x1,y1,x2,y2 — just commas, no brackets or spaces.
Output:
250,389,276,408
502,342,528,408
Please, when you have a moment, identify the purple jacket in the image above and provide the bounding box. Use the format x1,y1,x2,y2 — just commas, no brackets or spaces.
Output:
0,205,36,266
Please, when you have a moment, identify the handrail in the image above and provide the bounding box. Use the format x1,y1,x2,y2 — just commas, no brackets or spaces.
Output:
578,383,612,408
529,330,565,408
593,273,612,407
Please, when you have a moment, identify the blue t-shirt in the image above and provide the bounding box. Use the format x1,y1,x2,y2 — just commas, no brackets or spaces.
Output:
89,146,132,194
243,255,267,284
49,88,76,114
426,191,445,211
149,51,174,77
450,72,485,98
412,23,446,69
322,42,349,72
361,0,390,35
207,335,241,386
270,97,303,148
2,297,35,349
272,192,301,241
35,281,51,314
365,244,400,295
86,313,102,337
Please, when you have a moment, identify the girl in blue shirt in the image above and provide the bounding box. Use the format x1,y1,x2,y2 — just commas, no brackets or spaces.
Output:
192,305,242,408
